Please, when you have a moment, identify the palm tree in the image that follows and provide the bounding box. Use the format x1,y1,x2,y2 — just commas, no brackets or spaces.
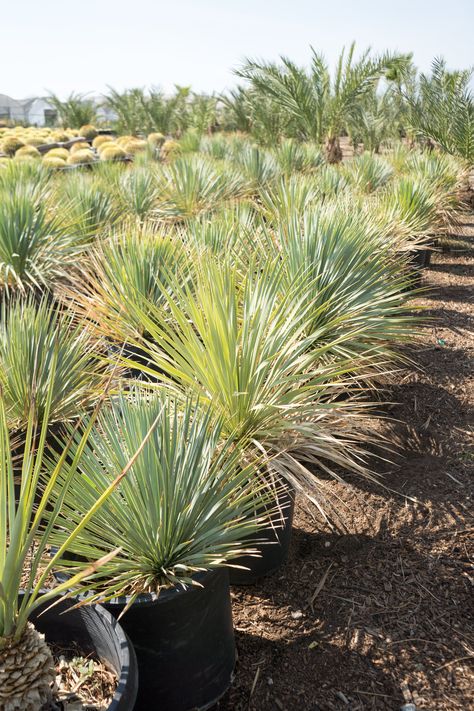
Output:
47,92,97,128
347,89,400,153
221,86,289,144
236,44,408,162
403,58,474,164
104,85,210,136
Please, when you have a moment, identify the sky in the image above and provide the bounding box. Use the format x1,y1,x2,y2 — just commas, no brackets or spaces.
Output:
2,0,473,99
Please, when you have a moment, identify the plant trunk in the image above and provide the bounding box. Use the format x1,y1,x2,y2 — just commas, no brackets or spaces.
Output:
229,478,295,585
325,135,343,163
0,622,55,711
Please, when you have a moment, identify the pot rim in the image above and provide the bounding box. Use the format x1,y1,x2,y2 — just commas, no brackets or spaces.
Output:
19,590,136,711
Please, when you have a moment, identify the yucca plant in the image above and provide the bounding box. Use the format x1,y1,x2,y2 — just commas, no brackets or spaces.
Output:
200,133,234,160
66,226,189,343
272,138,324,176
155,155,245,219
406,151,466,193
0,160,52,205
117,256,382,502
405,152,465,233
0,355,146,710
0,296,108,431
231,144,280,191
258,174,321,224
177,128,202,154
312,164,349,199
385,143,414,174
255,205,416,365
0,188,76,295
374,176,441,248
342,152,394,193
181,201,261,259
46,392,274,601
115,168,161,222
58,174,121,244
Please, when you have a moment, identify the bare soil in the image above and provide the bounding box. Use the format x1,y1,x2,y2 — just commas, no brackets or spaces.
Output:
220,213,474,711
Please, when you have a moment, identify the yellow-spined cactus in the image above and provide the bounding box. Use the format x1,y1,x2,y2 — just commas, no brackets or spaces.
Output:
100,144,127,161
23,135,45,147
123,139,147,155
67,149,95,165
15,145,41,159
1,136,25,156
148,132,165,147
43,155,67,169
161,139,180,160
70,141,91,155
97,140,117,155
92,134,114,150
44,148,69,161
117,135,135,147
79,124,98,140
52,130,72,143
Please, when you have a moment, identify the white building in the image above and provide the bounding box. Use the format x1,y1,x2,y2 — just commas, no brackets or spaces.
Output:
0,94,57,126
0,94,25,123
21,98,57,126
0,93,116,126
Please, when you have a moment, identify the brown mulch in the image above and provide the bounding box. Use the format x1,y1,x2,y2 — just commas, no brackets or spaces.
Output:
220,213,474,711
51,651,117,711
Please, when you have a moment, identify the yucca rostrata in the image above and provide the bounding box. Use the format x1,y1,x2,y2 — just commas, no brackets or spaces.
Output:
0,353,154,710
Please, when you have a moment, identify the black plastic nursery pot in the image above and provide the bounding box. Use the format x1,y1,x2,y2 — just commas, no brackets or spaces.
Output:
412,248,432,270
408,242,434,285
229,480,296,586
107,341,164,383
104,567,236,711
24,593,138,711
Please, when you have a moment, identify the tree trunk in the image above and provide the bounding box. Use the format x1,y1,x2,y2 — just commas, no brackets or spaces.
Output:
325,136,343,163
0,623,55,711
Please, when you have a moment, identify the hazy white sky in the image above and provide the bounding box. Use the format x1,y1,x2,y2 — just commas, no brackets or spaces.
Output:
2,0,473,99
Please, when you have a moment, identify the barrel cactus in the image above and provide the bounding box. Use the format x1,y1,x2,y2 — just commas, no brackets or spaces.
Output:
79,124,98,140
1,136,25,156
161,139,181,160
45,148,69,161
43,155,67,169
92,135,114,150
52,130,72,143
15,146,41,160
100,144,127,161
67,149,95,165
123,139,147,155
70,141,91,155
148,132,165,147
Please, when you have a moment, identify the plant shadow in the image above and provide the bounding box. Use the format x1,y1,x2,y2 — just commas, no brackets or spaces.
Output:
220,517,473,711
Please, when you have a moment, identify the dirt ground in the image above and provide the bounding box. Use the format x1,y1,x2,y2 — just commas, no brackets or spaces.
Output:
220,213,474,711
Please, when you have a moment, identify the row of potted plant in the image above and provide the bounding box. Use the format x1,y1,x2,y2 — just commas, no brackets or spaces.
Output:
0,143,467,710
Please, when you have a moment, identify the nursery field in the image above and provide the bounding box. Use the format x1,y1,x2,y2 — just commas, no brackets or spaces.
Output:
222,215,474,710
0,140,471,711
2,46,474,711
